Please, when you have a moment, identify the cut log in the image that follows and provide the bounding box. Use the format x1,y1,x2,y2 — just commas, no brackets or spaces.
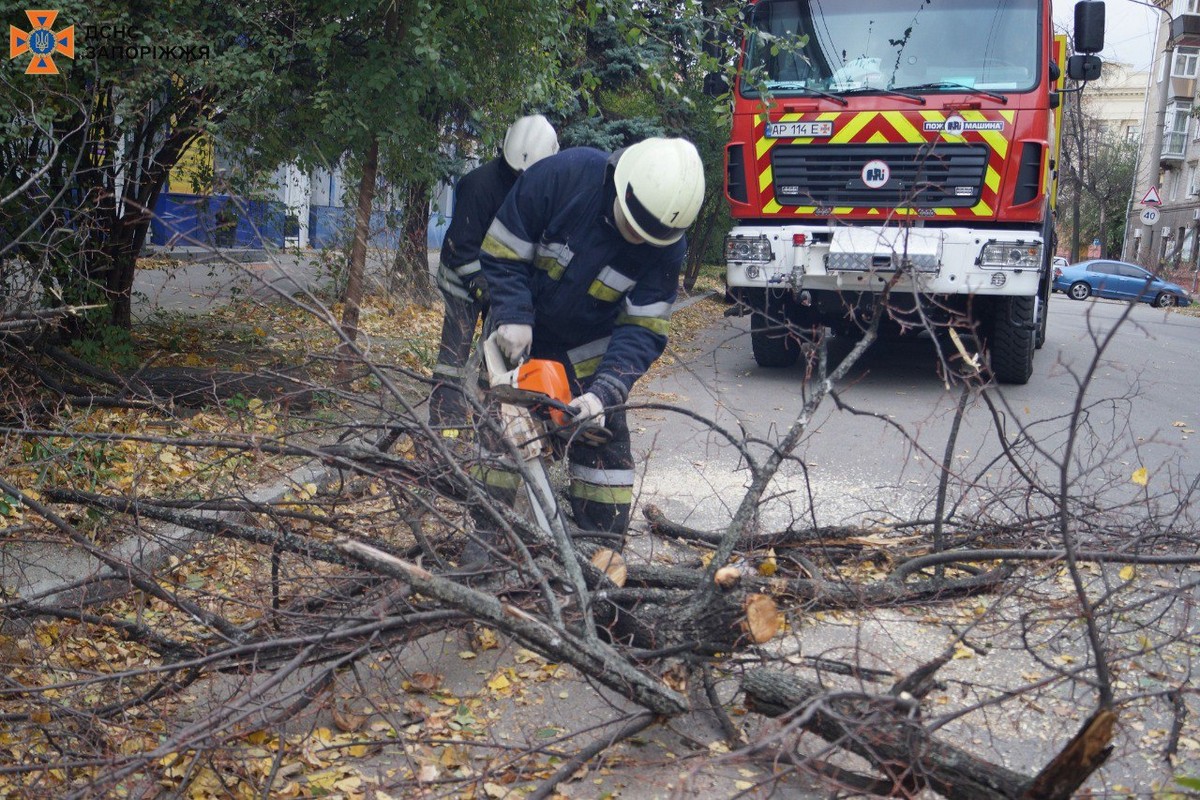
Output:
590,549,627,587
597,582,780,655
742,593,780,644
714,566,742,589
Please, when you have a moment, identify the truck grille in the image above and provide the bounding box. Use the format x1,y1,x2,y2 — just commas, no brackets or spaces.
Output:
771,143,991,208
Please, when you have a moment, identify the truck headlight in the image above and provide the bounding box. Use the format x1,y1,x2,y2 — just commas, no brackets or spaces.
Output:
726,234,773,263
978,241,1042,269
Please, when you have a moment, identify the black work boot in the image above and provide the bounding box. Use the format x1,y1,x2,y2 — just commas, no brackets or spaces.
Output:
459,530,494,570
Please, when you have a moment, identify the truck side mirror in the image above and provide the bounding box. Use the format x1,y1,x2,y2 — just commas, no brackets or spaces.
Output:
1074,0,1105,55
1067,54,1102,82
703,72,729,97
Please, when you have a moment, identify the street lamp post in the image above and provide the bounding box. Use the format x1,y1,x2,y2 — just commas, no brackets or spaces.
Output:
1125,0,1174,266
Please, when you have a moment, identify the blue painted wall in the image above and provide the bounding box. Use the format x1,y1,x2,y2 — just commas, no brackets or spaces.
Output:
154,193,451,250
151,193,286,248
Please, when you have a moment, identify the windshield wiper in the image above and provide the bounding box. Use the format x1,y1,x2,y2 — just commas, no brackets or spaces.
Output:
767,82,849,106
891,81,1008,104
839,86,926,105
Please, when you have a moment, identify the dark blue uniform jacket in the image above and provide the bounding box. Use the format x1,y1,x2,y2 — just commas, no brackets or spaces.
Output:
479,147,684,407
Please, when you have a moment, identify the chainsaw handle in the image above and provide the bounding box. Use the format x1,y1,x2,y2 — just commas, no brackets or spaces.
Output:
548,398,613,446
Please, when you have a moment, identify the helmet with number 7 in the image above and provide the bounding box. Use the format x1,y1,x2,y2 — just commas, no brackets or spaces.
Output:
613,137,705,247
503,114,559,172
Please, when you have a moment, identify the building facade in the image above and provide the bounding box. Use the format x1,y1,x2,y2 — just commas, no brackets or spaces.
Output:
1126,0,1200,273
1060,59,1149,261
149,137,455,252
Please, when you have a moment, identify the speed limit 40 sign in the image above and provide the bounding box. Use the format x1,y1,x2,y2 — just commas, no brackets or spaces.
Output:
1140,207,1160,226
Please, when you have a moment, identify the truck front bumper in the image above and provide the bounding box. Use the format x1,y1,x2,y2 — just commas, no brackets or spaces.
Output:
726,223,1044,297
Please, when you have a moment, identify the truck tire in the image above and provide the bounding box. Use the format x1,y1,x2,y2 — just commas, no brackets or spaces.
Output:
750,312,801,368
987,296,1035,385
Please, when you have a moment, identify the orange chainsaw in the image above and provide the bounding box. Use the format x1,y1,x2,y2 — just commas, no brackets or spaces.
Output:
480,332,611,446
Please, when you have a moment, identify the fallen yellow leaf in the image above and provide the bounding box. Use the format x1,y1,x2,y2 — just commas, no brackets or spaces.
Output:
1119,565,1136,581
758,548,778,577
1131,467,1148,487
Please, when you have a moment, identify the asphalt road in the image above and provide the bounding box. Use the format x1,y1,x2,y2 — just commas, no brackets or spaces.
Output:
632,294,1200,532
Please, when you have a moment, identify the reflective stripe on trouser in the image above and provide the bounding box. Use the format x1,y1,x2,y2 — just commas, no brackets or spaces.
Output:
467,455,520,545
429,284,483,429
567,406,634,535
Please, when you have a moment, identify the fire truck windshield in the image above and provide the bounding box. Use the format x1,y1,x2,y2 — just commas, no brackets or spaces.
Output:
742,0,1041,98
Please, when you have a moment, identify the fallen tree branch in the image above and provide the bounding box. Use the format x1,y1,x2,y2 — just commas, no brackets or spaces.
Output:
336,538,688,717
617,562,1013,610
643,503,877,547
742,668,1033,799
525,713,656,800
891,548,1200,583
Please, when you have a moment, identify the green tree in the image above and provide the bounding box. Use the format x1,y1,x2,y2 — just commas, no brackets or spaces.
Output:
552,2,738,289
1,0,302,330
1059,91,1139,262
214,0,570,384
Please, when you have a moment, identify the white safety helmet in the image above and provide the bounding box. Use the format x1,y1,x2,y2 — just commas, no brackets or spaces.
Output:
502,114,559,172
613,137,705,247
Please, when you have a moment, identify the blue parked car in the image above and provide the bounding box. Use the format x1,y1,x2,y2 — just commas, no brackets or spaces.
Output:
1052,259,1191,307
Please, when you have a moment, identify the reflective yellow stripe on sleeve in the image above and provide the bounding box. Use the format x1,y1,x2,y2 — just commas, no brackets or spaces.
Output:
481,219,535,263
588,266,636,302
618,299,672,336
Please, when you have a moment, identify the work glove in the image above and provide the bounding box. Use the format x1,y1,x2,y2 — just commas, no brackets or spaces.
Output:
465,274,490,307
495,323,532,363
567,392,605,430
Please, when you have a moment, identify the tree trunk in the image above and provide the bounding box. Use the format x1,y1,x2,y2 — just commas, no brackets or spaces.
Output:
336,137,379,385
389,178,436,304
682,195,721,292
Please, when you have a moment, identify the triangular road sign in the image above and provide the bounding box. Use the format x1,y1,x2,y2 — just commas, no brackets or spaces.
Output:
1141,186,1162,206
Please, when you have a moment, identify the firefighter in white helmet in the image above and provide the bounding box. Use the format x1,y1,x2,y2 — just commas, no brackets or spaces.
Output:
475,136,705,545
429,114,559,436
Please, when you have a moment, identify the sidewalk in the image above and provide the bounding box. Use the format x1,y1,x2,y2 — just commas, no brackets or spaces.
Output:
133,247,441,317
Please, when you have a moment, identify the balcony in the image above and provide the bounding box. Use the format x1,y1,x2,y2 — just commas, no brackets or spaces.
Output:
1171,14,1200,48
1170,76,1198,101
1162,131,1187,164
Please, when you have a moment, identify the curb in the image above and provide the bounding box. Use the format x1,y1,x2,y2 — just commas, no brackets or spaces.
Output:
8,459,332,610
143,246,271,264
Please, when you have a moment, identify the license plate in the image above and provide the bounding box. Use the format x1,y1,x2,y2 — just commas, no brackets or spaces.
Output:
765,121,834,138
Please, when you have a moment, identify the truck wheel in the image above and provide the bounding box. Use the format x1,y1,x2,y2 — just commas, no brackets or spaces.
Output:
750,312,801,368
987,296,1035,385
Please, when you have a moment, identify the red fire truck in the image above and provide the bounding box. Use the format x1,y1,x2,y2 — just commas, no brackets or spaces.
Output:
721,0,1104,383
